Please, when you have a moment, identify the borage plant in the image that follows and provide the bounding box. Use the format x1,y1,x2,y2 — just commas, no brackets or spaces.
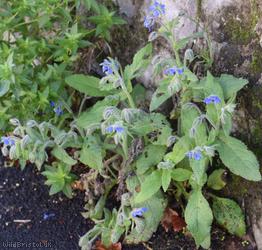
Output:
1,1,260,249
76,1,261,249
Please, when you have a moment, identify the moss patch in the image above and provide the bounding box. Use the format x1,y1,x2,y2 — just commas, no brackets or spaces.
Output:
222,1,260,45
250,48,262,74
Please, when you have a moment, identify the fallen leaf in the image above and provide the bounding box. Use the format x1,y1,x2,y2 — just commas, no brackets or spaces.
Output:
95,241,122,250
161,208,186,232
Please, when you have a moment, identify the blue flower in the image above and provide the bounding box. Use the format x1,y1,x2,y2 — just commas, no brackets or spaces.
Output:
115,126,125,133
193,151,202,161
43,212,55,220
149,1,166,17
164,67,184,76
50,101,64,116
144,1,165,31
100,59,114,75
176,67,184,75
1,136,15,146
144,16,155,31
131,207,148,218
54,105,63,116
105,125,114,133
164,67,176,76
105,125,125,134
186,150,202,161
204,95,221,105
50,101,55,107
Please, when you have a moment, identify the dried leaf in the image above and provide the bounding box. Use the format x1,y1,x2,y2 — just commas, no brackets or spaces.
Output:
71,180,84,191
95,241,122,250
161,208,186,232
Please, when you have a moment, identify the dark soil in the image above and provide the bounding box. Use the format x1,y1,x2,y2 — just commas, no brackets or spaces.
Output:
0,162,256,250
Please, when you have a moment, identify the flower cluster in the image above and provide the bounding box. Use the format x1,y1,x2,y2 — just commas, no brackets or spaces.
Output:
1,136,15,146
50,101,63,116
203,95,221,105
144,1,166,31
131,207,148,218
186,150,202,161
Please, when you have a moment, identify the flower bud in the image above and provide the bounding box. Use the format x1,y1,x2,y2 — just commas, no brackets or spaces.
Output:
184,49,194,62
10,118,20,126
27,120,38,128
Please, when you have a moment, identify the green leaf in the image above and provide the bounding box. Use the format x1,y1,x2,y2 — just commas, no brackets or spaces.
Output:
184,67,198,82
131,113,171,145
65,74,115,96
0,81,10,97
62,184,73,198
134,170,162,203
217,135,261,181
212,197,246,237
83,0,100,13
77,96,119,129
150,80,172,112
222,112,233,135
49,182,64,195
165,136,192,165
180,104,207,145
190,157,207,187
126,174,166,244
132,84,146,106
218,74,248,100
185,189,213,248
136,145,166,175
127,174,166,243
171,168,192,181
204,71,224,98
52,146,77,166
161,169,171,192
207,169,227,190
124,44,152,80
79,141,104,170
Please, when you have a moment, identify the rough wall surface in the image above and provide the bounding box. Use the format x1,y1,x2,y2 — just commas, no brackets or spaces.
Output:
112,0,262,248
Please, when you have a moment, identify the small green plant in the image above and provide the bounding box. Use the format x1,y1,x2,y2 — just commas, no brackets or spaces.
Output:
42,163,77,198
0,0,125,133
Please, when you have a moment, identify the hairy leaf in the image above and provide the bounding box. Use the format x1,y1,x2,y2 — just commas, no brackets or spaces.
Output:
171,168,192,182
134,170,162,203
79,142,104,170
212,197,246,237
161,169,171,192
136,145,166,175
150,80,172,112
217,135,261,181
185,189,213,248
52,146,77,166
65,74,115,96
207,169,227,190
77,96,119,129
127,174,166,244
181,104,207,145
165,136,192,165
124,44,152,80
218,74,248,100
